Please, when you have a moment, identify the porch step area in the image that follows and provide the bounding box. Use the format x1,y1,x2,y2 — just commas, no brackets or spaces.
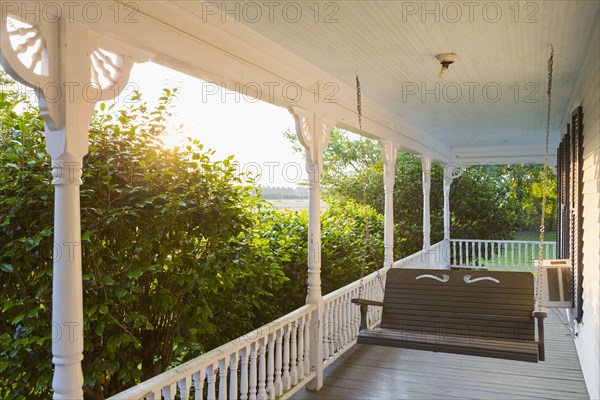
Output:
292,309,588,400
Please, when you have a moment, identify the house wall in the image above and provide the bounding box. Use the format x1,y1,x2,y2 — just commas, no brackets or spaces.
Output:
566,20,600,400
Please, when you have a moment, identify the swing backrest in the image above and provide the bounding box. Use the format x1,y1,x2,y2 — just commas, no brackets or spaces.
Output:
380,269,535,342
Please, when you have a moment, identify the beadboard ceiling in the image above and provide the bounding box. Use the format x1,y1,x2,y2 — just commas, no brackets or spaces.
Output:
228,0,598,151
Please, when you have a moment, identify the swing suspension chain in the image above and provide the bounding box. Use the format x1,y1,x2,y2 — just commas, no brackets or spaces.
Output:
356,73,384,300
536,45,554,309
357,73,367,299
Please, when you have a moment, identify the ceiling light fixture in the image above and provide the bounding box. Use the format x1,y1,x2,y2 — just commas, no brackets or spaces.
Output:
436,53,457,79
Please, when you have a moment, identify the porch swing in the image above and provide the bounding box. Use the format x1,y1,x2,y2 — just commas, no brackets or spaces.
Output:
351,47,556,363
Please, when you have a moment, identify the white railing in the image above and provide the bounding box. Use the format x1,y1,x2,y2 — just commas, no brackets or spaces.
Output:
109,304,316,400
393,240,448,269
110,245,458,400
450,239,557,271
109,239,553,399
322,267,386,367
109,268,389,400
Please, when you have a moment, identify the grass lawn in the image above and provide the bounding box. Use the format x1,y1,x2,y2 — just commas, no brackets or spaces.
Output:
513,231,557,242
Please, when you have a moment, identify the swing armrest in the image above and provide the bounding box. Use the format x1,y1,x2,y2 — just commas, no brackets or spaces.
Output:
352,299,384,331
351,299,384,307
532,311,547,361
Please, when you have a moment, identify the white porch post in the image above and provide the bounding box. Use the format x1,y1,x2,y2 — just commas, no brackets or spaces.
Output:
380,140,397,268
443,171,454,241
1,14,133,399
421,155,432,251
443,165,456,266
289,107,333,391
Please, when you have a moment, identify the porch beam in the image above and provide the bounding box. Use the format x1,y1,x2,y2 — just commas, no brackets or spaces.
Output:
289,106,334,391
380,140,398,268
1,14,135,399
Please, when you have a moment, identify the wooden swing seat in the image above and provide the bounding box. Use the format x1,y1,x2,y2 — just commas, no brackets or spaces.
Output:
352,268,547,362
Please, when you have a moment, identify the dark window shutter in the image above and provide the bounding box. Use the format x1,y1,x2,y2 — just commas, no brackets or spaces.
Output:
555,105,584,323
571,106,584,323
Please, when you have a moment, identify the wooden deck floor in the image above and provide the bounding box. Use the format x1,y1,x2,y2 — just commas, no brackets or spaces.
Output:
292,309,589,400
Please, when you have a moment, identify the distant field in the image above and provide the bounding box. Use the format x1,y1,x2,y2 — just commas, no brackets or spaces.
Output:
267,199,327,211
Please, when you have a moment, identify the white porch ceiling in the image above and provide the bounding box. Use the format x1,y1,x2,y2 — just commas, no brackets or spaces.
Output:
225,0,598,153
29,1,598,164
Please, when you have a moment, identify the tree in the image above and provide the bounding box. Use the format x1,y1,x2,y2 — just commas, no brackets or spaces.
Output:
488,164,557,232
285,129,521,257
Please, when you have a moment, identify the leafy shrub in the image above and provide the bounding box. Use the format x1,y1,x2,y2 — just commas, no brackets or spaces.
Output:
259,198,384,315
0,73,386,398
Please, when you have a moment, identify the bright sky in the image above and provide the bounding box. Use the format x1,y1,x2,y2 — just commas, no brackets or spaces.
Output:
116,62,306,187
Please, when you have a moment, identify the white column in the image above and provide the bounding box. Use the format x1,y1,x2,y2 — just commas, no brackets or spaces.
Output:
380,140,397,268
289,107,333,391
1,14,134,399
442,165,456,267
443,167,455,241
421,155,432,250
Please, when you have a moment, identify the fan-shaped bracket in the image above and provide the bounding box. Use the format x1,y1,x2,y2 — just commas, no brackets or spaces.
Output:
289,106,335,175
1,15,57,105
380,140,398,181
1,15,142,144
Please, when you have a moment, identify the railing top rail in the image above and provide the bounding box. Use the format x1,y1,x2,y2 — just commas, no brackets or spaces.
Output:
323,266,388,302
109,303,316,399
450,239,555,245
392,240,445,268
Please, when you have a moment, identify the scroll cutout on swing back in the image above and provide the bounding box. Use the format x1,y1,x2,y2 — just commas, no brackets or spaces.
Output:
464,275,500,284
415,274,450,283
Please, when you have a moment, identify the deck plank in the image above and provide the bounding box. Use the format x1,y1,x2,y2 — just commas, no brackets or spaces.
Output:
292,309,589,400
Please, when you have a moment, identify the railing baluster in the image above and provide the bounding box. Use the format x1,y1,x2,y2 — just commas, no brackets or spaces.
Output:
339,296,344,350
322,303,329,360
178,377,190,400
162,383,176,400
230,353,239,400
511,243,515,270
266,334,275,400
530,243,535,269
467,241,470,266
332,298,338,353
483,241,488,267
249,343,258,400
518,242,522,269
207,365,216,400
192,371,204,400
303,315,310,375
466,241,470,266
459,241,463,265
218,358,228,400
342,295,351,348
331,299,338,355
240,347,249,400
257,338,267,400
290,322,298,385
297,319,304,380
282,326,291,391
274,330,283,397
